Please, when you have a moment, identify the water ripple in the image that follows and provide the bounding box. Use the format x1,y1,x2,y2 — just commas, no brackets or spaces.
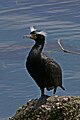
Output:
0,0,80,32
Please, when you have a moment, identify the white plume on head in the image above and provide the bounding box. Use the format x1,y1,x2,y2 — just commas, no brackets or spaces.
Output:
37,31,47,37
30,26,47,37
30,26,36,32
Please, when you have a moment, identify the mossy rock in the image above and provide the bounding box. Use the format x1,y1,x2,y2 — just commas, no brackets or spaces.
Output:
9,96,80,120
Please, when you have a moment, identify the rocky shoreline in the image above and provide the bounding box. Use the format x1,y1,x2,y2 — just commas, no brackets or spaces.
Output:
9,96,80,120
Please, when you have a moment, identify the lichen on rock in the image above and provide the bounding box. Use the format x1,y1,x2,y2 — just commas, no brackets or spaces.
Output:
9,96,80,120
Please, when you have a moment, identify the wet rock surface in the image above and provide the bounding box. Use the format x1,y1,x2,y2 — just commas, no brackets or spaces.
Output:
9,96,80,120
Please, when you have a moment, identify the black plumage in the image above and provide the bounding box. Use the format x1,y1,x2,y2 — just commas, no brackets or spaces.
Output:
24,27,65,97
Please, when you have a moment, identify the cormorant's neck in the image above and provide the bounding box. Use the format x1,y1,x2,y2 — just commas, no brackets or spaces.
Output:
32,39,45,53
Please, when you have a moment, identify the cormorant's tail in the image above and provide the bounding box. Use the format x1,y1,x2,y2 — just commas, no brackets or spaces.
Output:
54,86,65,94
61,86,65,90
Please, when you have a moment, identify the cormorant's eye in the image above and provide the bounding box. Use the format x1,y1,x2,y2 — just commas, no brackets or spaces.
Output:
30,33,37,40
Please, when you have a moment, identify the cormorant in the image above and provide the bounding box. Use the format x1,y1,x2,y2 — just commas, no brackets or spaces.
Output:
23,26,65,97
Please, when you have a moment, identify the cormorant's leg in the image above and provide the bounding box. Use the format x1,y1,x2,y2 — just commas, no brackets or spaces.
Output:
54,87,57,94
41,88,44,97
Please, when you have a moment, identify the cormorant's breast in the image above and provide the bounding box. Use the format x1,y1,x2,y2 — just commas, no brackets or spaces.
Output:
26,49,47,88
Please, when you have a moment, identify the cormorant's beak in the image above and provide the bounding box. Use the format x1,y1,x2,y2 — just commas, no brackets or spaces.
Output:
23,34,36,40
23,34,32,39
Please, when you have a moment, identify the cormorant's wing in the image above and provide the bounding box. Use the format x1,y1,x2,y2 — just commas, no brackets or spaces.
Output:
41,53,62,93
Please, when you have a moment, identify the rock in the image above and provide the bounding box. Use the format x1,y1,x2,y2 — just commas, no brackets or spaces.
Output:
9,96,80,120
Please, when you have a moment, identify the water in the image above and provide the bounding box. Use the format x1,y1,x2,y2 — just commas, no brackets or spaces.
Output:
0,0,80,119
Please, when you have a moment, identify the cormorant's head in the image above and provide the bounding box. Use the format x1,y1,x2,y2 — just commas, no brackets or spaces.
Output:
23,26,46,42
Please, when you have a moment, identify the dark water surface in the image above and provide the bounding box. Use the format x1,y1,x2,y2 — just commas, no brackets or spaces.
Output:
0,0,80,119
